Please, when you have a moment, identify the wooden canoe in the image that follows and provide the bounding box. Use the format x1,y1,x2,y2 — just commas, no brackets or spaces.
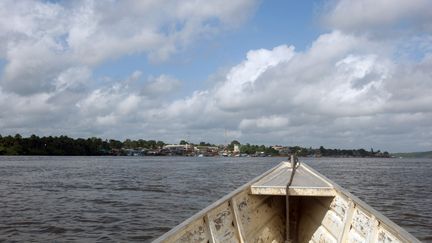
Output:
153,161,420,243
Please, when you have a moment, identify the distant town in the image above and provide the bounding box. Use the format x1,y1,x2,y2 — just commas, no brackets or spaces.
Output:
0,134,390,158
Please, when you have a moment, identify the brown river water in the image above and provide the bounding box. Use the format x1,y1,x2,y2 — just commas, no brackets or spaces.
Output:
0,156,431,242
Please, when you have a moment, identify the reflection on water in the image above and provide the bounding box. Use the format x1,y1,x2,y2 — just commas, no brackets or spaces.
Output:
0,156,431,242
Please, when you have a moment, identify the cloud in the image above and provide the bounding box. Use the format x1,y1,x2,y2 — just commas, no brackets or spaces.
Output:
209,32,392,117
323,0,432,34
53,66,90,92
148,30,432,151
214,45,295,111
76,83,141,125
141,75,181,97
0,0,259,95
239,116,290,131
1,0,432,152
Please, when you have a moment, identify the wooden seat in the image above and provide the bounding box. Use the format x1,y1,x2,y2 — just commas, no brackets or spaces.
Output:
250,162,335,196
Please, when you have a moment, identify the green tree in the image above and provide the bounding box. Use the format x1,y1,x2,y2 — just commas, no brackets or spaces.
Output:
147,140,157,149
156,141,165,148
109,139,122,149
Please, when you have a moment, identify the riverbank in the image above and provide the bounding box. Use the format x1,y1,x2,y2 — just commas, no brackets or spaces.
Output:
0,134,390,158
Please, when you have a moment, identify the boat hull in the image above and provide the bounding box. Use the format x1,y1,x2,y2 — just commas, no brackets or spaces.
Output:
153,161,419,243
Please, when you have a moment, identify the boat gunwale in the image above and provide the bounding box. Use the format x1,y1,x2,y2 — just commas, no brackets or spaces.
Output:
300,162,420,243
152,161,287,242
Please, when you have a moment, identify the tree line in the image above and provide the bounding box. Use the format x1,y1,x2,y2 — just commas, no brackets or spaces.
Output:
0,134,389,157
0,134,165,155
291,146,389,157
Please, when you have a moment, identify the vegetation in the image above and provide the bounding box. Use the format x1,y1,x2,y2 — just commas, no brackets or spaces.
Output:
315,146,389,158
391,151,432,158
0,134,390,157
0,134,165,156
240,143,279,156
238,144,389,158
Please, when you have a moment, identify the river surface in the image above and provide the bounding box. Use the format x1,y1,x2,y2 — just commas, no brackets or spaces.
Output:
0,156,431,242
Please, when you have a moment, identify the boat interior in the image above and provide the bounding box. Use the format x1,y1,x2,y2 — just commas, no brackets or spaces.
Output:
154,162,418,243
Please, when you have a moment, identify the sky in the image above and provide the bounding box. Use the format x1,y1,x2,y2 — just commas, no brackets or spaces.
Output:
0,0,432,152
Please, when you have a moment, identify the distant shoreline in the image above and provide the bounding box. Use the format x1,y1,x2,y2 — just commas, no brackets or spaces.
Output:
0,154,392,158
1,134,390,158
391,151,432,159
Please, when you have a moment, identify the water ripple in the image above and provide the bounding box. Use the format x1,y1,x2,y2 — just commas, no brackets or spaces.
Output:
0,156,430,242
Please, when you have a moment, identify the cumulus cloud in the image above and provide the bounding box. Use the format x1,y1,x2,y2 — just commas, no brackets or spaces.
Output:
239,116,290,131
323,0,432,35
1,0,432,152
0,0,259,95
214,45,295,110
141,75,181,97
0,0,258,139
149,30,432,151
53,66,91,92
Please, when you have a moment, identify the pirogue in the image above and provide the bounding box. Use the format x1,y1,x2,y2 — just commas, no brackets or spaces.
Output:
154,158,419,243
